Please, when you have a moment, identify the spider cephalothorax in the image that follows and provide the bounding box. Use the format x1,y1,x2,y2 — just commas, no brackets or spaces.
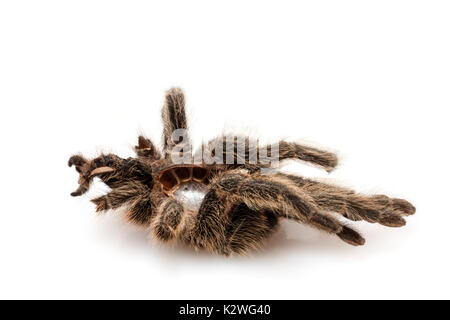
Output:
69,88,415,256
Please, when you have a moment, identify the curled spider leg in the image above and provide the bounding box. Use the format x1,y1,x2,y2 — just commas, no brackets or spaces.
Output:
210,172,317,222
235,175,364,245
69,154,156,225
68,154,153,197
202,136,338,173
188,172,365,255
151,198,186,242
91,181,144,212
161,87,190,157
309,211,365,246
278,173,415,227
278,141,338,172
68,154,121,196
91,181,154,225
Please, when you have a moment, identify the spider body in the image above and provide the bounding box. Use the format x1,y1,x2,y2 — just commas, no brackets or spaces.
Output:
69,88,415,256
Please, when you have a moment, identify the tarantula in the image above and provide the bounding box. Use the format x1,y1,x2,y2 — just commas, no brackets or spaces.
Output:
68,88,415,256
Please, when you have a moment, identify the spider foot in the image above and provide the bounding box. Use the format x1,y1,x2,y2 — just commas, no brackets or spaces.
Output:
379,211,406,227
391,198,416,216
337,226,366,246
68,155,87,173
343,194,415,227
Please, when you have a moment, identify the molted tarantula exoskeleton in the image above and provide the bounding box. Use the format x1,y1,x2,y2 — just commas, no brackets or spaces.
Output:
68,88,415,256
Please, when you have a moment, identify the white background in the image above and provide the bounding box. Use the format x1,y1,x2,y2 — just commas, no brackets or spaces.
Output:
0,1,449,299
